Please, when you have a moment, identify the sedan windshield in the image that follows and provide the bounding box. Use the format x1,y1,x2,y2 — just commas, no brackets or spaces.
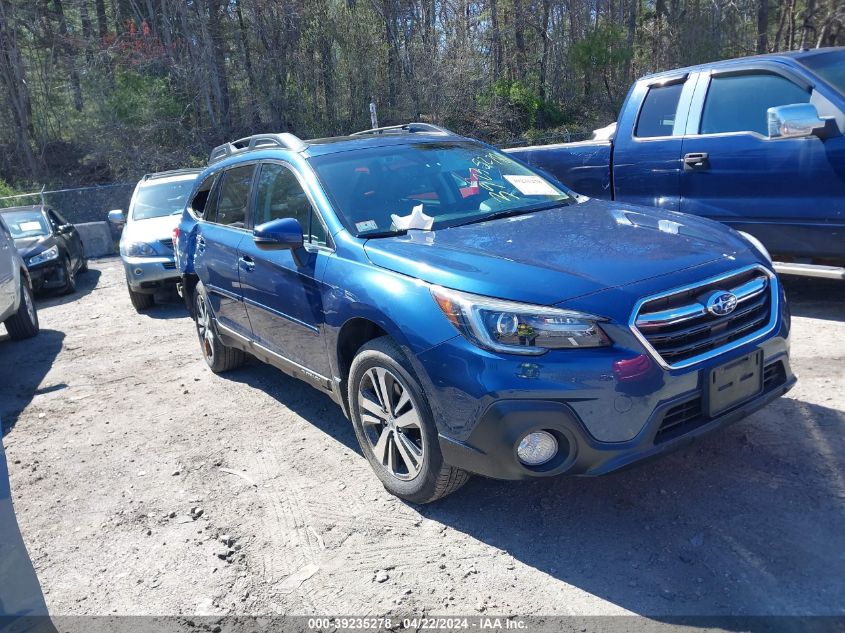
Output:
309,141,575,237
132,178,197,221
1,210,49,238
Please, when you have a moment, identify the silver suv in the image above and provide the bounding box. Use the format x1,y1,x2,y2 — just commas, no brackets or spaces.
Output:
110,169,200,312
0,215,38,340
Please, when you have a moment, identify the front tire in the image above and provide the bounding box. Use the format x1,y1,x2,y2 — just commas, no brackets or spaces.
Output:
5,278,39,340
348,336,469,503
127,280,155,312
61,255,76,294
194,283,245,373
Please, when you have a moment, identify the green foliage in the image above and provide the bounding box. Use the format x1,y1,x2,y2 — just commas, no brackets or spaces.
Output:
480,80,566,130
571,24,632,75
0,179,19,199
102,70,182,128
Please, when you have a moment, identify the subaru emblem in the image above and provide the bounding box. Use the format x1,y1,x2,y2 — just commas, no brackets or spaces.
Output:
706,291,738,316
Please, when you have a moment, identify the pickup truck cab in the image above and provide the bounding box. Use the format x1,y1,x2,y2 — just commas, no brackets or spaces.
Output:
176,124,793,503
508,47,845,280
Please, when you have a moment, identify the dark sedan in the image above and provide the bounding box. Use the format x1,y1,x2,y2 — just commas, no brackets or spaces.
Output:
0,206,86,294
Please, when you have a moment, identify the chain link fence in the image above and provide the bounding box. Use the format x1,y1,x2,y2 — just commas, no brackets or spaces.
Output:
0,183,135,224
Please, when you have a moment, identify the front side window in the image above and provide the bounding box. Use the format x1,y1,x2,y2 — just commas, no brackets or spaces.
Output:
309,141,574,237
1,210,50,238
214,165,255,228
700,73,810,136
254,163,327,245
635,82,684,138
132,177,197,221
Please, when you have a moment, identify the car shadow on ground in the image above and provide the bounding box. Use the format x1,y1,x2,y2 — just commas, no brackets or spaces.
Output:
782,276,844,322
33,268,101,310
220,356,845,618
142,290,189,320
418,396,845,619
0,329,65,436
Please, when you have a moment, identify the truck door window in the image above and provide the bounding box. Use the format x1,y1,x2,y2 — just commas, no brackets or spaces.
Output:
635,82,684,138
254,163,327,246
700,73,810,136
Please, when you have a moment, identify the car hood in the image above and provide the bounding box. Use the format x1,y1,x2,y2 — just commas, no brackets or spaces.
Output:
124,214,181,242
14,235,56,259
363,199,748,305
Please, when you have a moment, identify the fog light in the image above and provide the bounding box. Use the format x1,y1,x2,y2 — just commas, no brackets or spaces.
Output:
516,431,558,466
134,268,143,276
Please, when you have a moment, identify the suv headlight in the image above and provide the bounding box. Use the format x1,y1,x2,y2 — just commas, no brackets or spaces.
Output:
431,286,611,355
738,230,772,264
28,245,59,266
123,242,156,257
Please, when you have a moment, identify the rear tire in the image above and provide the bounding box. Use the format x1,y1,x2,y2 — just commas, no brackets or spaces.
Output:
5,278,39,340
194,283,245,373
348,336,469,503
127,280,155,312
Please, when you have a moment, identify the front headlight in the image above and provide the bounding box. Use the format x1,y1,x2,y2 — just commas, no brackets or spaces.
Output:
431,286,611,355
738,230,772,264
124,242,156,257
28,245,59,266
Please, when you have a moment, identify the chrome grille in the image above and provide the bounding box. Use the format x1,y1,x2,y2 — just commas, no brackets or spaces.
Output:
632,266,777,368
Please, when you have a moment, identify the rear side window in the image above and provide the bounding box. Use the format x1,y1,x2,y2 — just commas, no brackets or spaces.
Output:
254,163,327,246
190,174,217,219
635,82,684,138
700,73,810,136
214,165,255,228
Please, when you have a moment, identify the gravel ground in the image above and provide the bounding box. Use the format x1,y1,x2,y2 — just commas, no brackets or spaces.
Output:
1,257,843,618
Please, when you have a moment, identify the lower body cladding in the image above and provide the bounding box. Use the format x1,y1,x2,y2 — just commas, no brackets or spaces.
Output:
417,321,794,481
122,255,180,294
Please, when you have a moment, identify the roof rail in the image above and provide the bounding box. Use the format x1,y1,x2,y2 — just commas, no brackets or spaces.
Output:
142,168,203,181
351,122,457,137
208,133,308,164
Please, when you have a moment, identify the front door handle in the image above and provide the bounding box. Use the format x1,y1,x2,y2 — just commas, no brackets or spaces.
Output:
683,152,710,171
238,255,255,272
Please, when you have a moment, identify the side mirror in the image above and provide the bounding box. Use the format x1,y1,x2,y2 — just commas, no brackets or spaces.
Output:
58,224,74,234
768,103,826,139
107,209,126,226
253,217,304,251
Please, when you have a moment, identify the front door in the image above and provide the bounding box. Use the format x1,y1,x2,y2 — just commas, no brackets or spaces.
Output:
0,222,15,314
193,164,256,338
238,161,332,377
679,69,845,260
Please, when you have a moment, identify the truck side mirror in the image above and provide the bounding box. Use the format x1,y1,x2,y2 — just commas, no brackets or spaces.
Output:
107,209,126,226
767,103,826,139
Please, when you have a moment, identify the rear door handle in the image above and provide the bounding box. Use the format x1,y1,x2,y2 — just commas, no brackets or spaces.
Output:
238,255,255,272
683,152,710,171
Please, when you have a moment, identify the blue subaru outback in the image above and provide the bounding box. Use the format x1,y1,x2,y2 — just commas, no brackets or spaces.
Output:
175,124,794,503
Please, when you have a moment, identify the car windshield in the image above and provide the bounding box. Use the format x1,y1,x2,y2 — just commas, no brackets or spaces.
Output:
309,141,575,237
132,178,197,221
1,210,49,238
801,51,845,95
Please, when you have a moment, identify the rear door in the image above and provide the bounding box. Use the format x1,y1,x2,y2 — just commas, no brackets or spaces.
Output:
612,75,695,211
679,66,845,260
237,161,333,377
193,164,256,338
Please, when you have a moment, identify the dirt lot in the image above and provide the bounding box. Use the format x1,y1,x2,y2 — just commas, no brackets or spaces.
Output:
1,257,844,618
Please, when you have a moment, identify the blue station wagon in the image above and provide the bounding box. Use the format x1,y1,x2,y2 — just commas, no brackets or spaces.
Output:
175,124,795,503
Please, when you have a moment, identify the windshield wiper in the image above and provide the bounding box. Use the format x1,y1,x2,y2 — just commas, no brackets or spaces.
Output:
360,229,408,239
446,199,572,229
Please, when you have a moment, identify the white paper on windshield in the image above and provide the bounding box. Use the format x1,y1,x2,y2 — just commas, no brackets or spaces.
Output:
504,175,559,196
19,221,42,232
391,204,433,231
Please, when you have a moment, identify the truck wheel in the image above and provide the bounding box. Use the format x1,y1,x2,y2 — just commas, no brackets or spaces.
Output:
4,278,39,340
127,280,154,312
348,336,469,504
194,283,245,373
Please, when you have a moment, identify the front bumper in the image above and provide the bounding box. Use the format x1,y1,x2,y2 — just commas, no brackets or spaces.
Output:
27,260,64,292
414,287,793,481
122,255,179,294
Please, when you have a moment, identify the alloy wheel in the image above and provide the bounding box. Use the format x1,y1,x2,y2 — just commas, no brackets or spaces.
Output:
195,294,215,363
23,283,36,324
358,366,424,480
